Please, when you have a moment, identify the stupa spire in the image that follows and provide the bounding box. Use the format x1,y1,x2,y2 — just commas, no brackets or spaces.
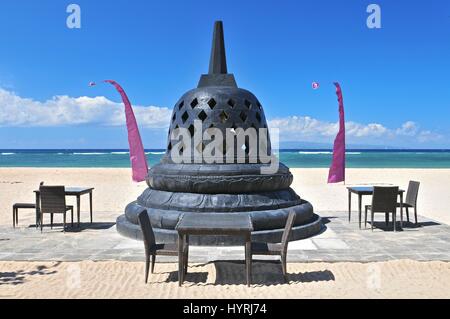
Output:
208,21,228,74
198,21,237,88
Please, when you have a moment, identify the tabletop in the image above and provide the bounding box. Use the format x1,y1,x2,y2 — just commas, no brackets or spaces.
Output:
34,187,94,195
176,213,253,234
347,186,405,194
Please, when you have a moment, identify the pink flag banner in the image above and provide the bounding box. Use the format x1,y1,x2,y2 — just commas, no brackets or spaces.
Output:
328,82,346,184
104,80,149,182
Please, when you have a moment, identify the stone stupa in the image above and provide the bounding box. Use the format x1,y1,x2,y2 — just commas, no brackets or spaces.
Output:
117,21,323,245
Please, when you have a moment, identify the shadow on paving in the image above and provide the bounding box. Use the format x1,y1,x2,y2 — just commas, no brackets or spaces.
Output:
0,262,61,286
320,217,338,225
29,222,116,233
369,220,440,232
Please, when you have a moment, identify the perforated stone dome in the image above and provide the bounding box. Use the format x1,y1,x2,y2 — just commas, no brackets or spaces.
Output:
116,21,323,246
166,87,270,163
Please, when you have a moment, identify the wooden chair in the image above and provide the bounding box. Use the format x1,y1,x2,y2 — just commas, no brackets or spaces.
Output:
12,203,36,228
250,211,296,281
13,182,44,228
137,210,182,284
365,186,399,231
39,186,73,233
398,181,420,225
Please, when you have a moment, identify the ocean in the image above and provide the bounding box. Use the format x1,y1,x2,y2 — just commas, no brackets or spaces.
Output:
1,149,450,168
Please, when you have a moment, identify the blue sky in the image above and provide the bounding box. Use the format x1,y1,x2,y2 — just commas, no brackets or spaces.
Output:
0,0,449,149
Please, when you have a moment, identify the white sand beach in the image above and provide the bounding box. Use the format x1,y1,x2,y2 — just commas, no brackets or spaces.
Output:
1,168,449,299
1,260,449,299
0,168,449,226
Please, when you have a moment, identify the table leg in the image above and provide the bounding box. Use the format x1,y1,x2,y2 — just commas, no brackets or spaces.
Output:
184,235,189,276
245,233,252,287
393,210,397,232
77,195,81,228
358,194,362,229
89,191,93,224
178,233,184,287
348,190,352,222
400,193,404,229
35,192,40,229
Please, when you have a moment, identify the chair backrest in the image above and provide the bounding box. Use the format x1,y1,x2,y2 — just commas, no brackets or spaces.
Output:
281,211,296,252
371,186,399,213
405,181,420,207
137,210,156,252
39,186,66,214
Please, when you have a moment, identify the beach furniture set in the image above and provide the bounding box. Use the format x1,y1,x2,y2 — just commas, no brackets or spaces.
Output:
12,184,94,232
347,181,420,232
138,210,296,287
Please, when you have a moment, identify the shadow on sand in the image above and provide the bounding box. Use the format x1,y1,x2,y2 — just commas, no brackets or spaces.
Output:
0,262,61,286
160,260,335,286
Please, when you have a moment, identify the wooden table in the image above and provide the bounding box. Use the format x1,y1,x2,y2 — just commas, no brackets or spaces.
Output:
175,213,254,287
34,187,94,228
347,186,405,229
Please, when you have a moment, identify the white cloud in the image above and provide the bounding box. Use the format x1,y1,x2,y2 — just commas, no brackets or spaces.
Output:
269,116,443,146
395,121,418,136
0,88,444,147
0,88,172,128
417,130,442,143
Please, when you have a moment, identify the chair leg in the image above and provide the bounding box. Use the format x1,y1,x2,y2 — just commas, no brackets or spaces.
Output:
63,213,66,233
364,206,368,228
144,253,150,284
281,253,287,282
385,213,389,227
40,211,44,233
71,208,74,227
406,207,410,223
184,248,189,276
371,210,374,231
414,206,418,225
151,253,156,274
51,214,54,229
393,211,397,232
13,208,16,228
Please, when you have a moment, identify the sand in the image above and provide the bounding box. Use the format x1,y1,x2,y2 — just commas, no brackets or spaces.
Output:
0,168,449,226
1,260,449,299
1,168,449,299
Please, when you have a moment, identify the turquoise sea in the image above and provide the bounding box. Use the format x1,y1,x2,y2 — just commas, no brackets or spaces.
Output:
1,149,450,168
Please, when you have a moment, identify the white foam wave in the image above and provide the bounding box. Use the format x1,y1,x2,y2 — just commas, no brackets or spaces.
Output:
146,152,165,155
298,151,362,155
1,152,15,155
298,151,332,155
72,152,107,155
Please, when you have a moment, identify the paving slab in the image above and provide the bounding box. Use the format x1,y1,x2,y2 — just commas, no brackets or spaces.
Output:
1,211,449,263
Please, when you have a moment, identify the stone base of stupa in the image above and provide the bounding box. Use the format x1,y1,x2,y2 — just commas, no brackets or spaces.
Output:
117,161,323,246
116,187,323,246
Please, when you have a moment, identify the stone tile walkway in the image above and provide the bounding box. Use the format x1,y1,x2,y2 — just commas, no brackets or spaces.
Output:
1,211,449,263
